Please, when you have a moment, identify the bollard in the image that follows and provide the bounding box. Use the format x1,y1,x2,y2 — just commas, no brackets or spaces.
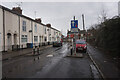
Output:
22,45,23,49
37,46,39,54
38,57,39,59
71,48,73,55
39,47,41,54
32,46,35,55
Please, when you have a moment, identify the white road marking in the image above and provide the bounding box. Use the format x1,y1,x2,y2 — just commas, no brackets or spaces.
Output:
46,54,53,57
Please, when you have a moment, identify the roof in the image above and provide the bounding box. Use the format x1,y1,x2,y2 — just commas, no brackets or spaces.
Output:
0,5,60,32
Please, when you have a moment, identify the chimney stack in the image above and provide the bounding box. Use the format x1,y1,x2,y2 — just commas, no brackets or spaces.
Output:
46,24,51,27
12,7,22,14
82,14,85,30
35,18,42,23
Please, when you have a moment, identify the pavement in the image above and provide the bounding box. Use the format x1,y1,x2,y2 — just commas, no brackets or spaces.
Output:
2,45,52,61
87,43,120,79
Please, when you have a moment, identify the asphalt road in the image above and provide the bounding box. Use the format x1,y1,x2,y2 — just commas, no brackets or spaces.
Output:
2,43,101,79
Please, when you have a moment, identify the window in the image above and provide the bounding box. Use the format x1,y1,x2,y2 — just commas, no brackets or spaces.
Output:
50,37,51,41
45,27,46,34
56,32,58,36
21,35,27,42
22,21,26,31
54,31,55,35
44,37,47,41
35,24,37,33
54,37,56,41
34,36,38,42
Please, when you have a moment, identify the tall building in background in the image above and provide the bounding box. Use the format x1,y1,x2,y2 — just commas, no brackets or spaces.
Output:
118,1,120,16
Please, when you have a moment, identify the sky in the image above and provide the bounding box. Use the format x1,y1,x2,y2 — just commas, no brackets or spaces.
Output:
0,2,119,36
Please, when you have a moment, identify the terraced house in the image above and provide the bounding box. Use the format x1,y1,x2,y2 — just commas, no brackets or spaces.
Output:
0,5,61,52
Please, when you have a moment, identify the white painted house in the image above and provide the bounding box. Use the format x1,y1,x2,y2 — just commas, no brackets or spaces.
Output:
0,5,61,52
4,7,20,51
0,6,3,52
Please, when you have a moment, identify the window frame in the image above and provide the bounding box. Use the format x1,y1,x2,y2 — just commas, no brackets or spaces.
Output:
45,27,46,34
34,36,38,42
21,35,27,43
34,24,37,33
22,20,26,32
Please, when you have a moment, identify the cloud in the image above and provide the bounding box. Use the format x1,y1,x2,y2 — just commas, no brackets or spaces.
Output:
2,2,118,36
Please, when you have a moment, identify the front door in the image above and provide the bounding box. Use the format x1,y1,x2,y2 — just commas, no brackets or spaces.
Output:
14,34,17,45
7,34,12,50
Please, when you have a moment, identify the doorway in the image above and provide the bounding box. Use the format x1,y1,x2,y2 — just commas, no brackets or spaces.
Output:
14,34,17,45
7,33,12,50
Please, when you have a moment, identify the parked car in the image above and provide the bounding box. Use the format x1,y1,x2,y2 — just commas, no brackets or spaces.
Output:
75,40,87,53
53,41,62,47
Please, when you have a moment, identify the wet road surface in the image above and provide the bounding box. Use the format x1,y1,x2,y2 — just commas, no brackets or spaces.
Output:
2,43,99,78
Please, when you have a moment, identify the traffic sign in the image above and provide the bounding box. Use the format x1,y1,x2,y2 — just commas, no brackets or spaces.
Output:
71,20,78,28
71,28,78,33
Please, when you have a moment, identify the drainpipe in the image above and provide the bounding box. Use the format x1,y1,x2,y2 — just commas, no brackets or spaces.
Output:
18,16,20,49
3,9,5,52
31,21,33,47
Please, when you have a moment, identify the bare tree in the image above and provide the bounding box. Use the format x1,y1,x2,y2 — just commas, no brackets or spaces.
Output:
97,6,108,24
101,8,107,22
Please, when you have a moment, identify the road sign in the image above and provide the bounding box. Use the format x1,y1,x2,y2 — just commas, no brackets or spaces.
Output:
71,28,78,33
71,20,78,28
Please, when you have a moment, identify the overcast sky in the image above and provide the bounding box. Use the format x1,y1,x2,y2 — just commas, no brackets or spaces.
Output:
1,2,118,36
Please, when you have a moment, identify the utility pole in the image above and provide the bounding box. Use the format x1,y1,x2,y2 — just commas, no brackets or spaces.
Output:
82,14,85,30
73,16,75,20
34,11,36,19
73,16,76,54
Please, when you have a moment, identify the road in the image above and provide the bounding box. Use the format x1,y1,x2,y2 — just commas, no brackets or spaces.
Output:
2,43,104,79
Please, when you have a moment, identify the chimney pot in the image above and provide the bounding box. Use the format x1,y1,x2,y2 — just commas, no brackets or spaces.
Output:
12,7,22,14
35,18,42,23
46,24,51,27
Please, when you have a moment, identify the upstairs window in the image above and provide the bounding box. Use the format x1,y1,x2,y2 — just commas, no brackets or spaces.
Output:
45,27,46,34
34,24,37,33
44,37,47,41
22,21,26,31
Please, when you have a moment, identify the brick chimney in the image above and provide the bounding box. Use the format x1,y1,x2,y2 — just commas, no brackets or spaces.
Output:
12,7,22,14
46,24,51,27
35,18,42,23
